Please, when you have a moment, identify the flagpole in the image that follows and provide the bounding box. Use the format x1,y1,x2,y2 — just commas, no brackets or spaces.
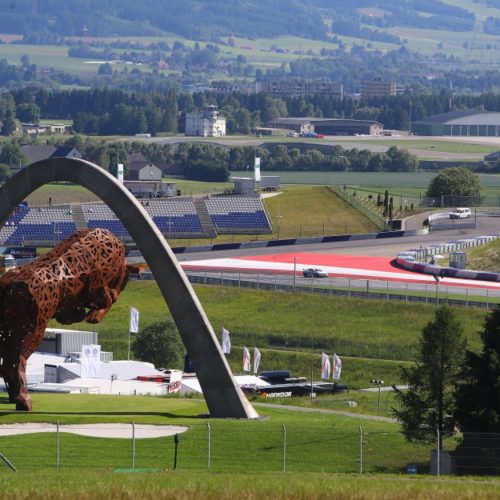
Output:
310,337,314,399
127,330,131,361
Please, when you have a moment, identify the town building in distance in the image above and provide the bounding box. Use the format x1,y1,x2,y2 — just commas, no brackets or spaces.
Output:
360,78,406,98
255,80,343,99
185,105,226,137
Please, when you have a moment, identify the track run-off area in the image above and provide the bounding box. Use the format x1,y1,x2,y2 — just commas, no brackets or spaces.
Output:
177,213,500,297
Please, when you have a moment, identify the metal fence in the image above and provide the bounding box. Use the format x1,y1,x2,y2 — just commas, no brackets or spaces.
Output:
176,272,500,309
0,423,497,475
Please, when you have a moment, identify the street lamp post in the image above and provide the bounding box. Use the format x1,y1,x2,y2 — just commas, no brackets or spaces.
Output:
275,201,282,240
371,379,384,414
293,256,299,293
434,274,441,306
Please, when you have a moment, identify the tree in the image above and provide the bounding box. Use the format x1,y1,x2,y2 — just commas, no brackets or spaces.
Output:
426,167,482,199
132,319,184,369
0,140,25,167
394,306,466,448
455,305,500,432
0,163,11,184
16,103,40,124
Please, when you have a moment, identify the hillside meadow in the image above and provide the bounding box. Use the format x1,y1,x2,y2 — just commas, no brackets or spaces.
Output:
46,281,488,390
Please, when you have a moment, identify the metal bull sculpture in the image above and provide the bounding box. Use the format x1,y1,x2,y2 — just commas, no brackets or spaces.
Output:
0,228,131,410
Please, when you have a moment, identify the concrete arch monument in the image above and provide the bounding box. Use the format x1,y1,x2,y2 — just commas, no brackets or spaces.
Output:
0,158,258,419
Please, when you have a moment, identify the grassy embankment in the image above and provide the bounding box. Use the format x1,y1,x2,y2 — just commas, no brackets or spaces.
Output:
46,281,487,392
467,238,500,272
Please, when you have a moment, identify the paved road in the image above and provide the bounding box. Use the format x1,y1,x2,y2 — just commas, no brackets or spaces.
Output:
253,402,396,423
123,134,500,161
177,211,500,263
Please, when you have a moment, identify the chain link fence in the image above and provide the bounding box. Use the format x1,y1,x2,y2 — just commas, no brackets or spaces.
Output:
176,272,500,309
0,423,498,475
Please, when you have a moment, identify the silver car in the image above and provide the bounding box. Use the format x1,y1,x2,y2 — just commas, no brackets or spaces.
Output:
302,268,328,278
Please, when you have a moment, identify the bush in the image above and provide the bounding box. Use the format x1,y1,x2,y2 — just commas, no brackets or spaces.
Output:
132,319,185,369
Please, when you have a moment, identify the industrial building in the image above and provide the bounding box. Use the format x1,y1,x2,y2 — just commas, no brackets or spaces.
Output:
185,104,226,137
265,117,383,136
412,111,500,136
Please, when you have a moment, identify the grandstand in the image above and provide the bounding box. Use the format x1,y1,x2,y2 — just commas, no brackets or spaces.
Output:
0,206,76,246
204,195,271,234
143,199,204,236
0,196,271,247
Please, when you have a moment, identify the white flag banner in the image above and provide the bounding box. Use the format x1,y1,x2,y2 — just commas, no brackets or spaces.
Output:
332,353,342,381
221,327,231,354
253,347,261,374
129,306,139,334
81,344,92,378
243,346,251,372
89,344,101,378
321,352,331,380
254,157,261,182
167,370,183,394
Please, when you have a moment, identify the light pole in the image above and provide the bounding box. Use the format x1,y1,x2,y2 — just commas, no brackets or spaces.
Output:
293,257,297,291
371,379,384,414
434,274,441,306
275,201,282,240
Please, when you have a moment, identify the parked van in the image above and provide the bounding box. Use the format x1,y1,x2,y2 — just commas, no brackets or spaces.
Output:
450,207,472,219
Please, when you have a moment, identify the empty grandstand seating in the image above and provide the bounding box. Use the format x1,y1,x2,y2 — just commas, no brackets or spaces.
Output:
143,200,204,235
83,204,130,240
0,207,77,246
204,196,271,234
0,196,271,247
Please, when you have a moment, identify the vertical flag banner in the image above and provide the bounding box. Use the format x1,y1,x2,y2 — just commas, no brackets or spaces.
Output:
321,352,331,379
253,347,261,374
221,327,231,354
243,346,251,372
81,344,91,378
89,344,101,378
254,157,261,182
129,306,139,334
332,353,342,380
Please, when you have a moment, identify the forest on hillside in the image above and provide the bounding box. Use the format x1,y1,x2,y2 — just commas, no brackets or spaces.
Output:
0,0,487,41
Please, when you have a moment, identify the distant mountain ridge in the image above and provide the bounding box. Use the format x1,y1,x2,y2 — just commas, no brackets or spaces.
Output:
0,0,484,42
0,0,327,40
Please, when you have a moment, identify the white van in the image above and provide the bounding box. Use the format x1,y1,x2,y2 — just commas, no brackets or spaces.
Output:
450,208,472,219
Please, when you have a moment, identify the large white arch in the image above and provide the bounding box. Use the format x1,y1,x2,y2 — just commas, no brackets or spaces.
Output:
0,158,258,418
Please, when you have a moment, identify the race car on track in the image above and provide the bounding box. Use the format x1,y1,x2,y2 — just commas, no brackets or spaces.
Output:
302,267,328,278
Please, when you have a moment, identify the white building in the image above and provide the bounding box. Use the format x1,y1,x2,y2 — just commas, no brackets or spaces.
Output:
185,105,226,137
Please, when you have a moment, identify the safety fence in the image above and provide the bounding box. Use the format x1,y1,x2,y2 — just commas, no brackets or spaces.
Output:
0,423,497,476
179,272,500,309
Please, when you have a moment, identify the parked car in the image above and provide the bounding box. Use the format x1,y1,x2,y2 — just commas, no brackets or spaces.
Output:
302,267,328,278
449,207,471,219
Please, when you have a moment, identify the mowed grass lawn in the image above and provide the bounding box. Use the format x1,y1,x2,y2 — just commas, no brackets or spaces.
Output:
0,394,498,498
265,186,377,236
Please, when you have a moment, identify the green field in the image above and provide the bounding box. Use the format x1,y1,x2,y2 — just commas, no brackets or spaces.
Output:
1,470,498,499
0,394,498,498
47,281,486,378
0,393,470,475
